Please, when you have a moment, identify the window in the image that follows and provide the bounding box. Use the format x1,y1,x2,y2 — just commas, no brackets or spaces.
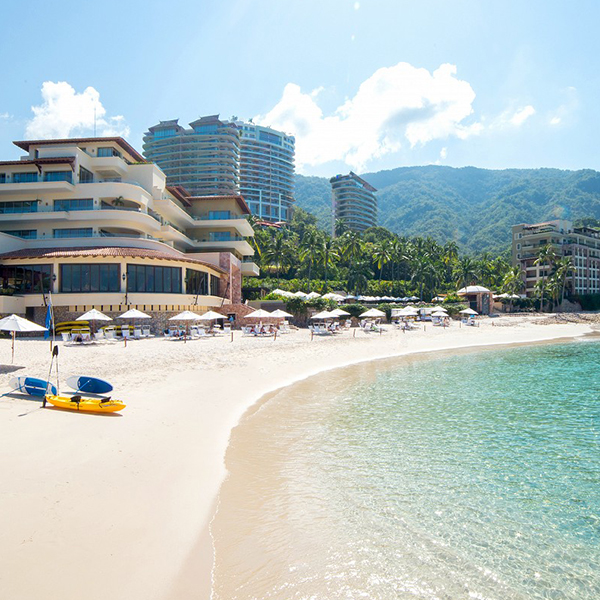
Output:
97,147,121,158
127,264,181,294
79,166,93,183
209,231,232,241
209,210,231,220
44,171,73,183
210,274,220,297
60,263,120,293
185,268,208,295
153,128,176,139
259,131,282,146
0,174,5,183
54,199,93,211
1,229,37,239
53,228,93,238
12,172,38,183
0,264,52,294
0,200,38,214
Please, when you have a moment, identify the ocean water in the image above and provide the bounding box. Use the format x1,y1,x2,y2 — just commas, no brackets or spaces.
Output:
212,341,600,599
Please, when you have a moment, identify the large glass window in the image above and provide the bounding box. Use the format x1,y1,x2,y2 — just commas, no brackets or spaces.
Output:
127,264,181,294
79,166,93,183
0,174,6,183
54,198,93,211
209,210,231,220
44,171,73,183
210,274,220,297
97,147,121,158
60,263,120,293
53,228,93,238
12,172,38,183
0,264,52,294
185,268,208,295
153,128,176,139
0,200,38,214
209,231,232,241
1,229,37,239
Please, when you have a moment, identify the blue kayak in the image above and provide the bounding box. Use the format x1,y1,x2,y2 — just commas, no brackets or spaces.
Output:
10,377,57,397
66,375,113,394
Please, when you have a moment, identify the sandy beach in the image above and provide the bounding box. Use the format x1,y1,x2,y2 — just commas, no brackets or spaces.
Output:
0,315,595,600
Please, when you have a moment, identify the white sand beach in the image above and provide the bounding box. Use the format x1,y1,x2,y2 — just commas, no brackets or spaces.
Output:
0,315,595,600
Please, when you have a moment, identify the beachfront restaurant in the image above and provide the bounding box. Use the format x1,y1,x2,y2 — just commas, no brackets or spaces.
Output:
0,247,230,328
457,285,493,315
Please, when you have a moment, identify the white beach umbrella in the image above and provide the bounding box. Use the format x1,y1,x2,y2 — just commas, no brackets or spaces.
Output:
0,314,47,363
198,310,225,321
272,288,293,297
402,308,420,317
293,291,308,298
432,310,448,317
169,310,203,321
457,286,490,294
77,308,112,322
244,309,273,319
306,292,321,299
118,308,151,320
459,308,479,315
409,296,420,301
331,308,350,317
311,310,335,320
360,308,386,318
270,309,293,318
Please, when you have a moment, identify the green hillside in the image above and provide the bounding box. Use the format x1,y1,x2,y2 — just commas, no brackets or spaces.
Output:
294,166,600,254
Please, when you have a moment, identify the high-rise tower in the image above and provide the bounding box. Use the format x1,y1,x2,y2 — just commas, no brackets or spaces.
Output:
235,121,295,223
143,116,240,197
330,172,377,234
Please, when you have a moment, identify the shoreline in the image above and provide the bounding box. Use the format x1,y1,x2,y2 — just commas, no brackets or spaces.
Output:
0,317,595,600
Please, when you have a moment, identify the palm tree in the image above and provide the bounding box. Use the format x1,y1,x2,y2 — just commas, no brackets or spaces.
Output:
502,265,524,312
299,226,322,282
372,240,392,281
320,238,340,291
410,255,434,300
533,244,557,312
554,256,573,310
454,257,478,290
341,230,363,270
262,232,291,284
347,260,373,295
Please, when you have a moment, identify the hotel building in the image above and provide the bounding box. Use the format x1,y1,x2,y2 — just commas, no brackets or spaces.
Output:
0,137,259,325
142,116,240,197
235,121,295,223
330,172,377,234
512,219,600,297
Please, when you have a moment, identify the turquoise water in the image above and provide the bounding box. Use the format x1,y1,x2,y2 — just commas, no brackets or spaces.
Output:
213,341,600,599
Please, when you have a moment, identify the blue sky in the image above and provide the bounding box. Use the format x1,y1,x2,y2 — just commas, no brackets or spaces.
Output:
0,0,597,176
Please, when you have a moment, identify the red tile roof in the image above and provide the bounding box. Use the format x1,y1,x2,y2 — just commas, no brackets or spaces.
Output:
166,185,192,207
0,246,227,274
0,157,76,168
13,138,146,163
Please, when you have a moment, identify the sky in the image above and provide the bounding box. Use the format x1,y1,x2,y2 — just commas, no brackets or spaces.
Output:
0,0,598,176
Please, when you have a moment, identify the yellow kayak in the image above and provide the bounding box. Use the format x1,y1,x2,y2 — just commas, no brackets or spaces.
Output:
44,394,126,413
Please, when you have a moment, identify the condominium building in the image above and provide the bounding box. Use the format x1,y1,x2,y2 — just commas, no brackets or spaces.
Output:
512,219,600,296
330,172,377,233
142,116,240,197
0,137,259,324
235,121,295,223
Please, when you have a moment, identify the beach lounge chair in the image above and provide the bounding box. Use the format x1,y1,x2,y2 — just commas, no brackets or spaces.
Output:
61,332,71,344
133,327,143,339
142,326,152,338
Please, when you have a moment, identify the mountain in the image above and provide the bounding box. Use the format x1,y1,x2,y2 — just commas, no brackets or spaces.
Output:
294,166,600,254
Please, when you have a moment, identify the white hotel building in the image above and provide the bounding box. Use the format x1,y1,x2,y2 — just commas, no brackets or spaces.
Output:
0,137,259,324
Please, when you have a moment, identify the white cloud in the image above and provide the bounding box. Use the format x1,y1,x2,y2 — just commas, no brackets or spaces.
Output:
510,105,535,126
440,147,447,159
256,62,480,171
550,116,561,126
548,87,578,127
354,1,360,9
0,112,11,120
25,81,129,139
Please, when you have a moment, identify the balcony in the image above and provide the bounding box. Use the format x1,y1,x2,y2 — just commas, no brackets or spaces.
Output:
189,215,254,236
241,259,260,276
0,179,74,195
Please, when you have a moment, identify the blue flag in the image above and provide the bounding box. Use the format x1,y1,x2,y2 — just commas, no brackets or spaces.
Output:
44,301,52,339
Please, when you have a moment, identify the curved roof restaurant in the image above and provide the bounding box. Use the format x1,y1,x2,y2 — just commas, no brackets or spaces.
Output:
0,137,259,327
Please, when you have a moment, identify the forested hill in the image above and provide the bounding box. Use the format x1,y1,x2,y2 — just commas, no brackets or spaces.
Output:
294,166,600,254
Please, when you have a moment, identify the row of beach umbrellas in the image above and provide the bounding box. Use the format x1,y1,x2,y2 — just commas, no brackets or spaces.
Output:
272,289,420,303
